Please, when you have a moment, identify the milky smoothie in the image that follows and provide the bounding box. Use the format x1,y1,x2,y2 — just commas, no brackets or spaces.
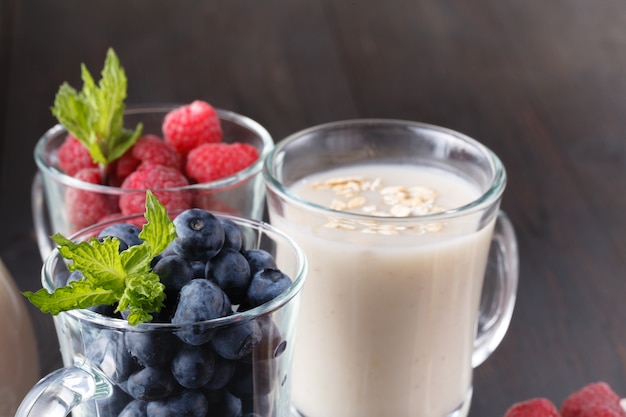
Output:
268,163,494,417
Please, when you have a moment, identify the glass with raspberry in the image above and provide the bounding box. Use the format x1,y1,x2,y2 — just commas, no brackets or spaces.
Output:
33,102,273,260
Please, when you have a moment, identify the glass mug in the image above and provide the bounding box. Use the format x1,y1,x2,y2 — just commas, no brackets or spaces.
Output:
33,105,274,260
15,212,307,417
263,120,519,417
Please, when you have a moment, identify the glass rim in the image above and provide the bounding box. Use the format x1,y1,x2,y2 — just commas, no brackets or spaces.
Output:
34,105,275,195
41,211,308,331
263,118,507,223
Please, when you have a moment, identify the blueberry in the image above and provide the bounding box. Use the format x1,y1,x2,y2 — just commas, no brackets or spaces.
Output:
172,209,225,261
96,386,133,417
86,329,135,384
152,255,194,294
171,344,216,389
243,249,277,276
211,320,261,360
228,360,275,399
207,248,251,304
126,367,176,401
246,269,292,307
204,389,242,417
201,356,236,391
172,279,232,345
125,331,178,367
220,218,245,251
118,399,148,417
146,389,208,417
98,223,143,247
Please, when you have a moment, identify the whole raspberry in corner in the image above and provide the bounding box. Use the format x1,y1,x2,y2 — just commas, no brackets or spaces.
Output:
162,100,223,155
561,382,626,417
119,163,193,215
65,168,118,232
57,134,97,176
504,398,561,417
185,142,259,183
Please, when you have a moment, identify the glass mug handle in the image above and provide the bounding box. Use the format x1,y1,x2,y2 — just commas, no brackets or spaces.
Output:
15,359,111,417
472,210,519,368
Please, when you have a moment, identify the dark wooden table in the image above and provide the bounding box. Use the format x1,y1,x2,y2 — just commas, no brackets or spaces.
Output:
1,1,626,415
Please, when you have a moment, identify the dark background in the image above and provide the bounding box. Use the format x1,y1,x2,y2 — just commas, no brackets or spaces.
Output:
1,1,626,415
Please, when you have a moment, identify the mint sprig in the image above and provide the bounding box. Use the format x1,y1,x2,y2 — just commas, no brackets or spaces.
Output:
51,47,143,165
24,191,177,325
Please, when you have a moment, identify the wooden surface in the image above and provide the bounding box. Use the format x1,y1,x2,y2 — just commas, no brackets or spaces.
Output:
1,1,626,415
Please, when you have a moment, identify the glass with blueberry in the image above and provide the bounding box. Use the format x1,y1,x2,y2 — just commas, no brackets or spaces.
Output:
16,208,306,417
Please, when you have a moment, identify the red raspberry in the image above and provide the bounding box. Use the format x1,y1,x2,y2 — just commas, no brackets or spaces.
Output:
57,134,97,176
504,398,561,417
65,168,119,231
113,134,183,184
185,142,259,183
162,100,223,155
561,382,626,417
119,163,193,215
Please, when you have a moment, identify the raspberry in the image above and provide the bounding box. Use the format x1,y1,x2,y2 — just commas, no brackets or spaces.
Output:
561,382,626,417
119,163,193,215
113,135,183,184
57,134,97,176
65,168,118,231
504,398,561,417
162,100,223,155
185,142,259,183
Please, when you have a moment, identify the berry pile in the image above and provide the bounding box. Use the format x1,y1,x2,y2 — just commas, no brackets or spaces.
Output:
76,208,293,417
57,100,260,231
504,382,626,417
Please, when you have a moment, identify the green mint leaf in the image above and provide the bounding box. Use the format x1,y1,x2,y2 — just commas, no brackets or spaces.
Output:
23,280,120,315
24,191,177,325
50,47,142,165
117,272,166,325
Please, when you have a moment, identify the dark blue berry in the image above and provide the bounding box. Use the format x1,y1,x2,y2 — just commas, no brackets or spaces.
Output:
201,356,236,391
220,218,245,251
207,248,251,304
246,269,292,307
152,255,194,295
146,389,208,417
211,320,261,360
243,249,277,276
96,386,133,417
125,331,178,367
204,389,242,417
126,367,176,401
171,344,216,389
228,360,275,399
172,279,232,345
172,209,225,261
98,223,143,247
118,399,148,417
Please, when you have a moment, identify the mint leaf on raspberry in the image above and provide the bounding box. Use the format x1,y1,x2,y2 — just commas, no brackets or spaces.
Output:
51,48,143,165
23,191,176,325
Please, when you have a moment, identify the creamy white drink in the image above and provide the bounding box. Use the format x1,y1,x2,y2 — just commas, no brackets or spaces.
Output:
270,163,494,417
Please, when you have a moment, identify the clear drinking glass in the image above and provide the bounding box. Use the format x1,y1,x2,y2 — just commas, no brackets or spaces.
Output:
263,119,519,417
33,105,274,260
15,212,307,417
